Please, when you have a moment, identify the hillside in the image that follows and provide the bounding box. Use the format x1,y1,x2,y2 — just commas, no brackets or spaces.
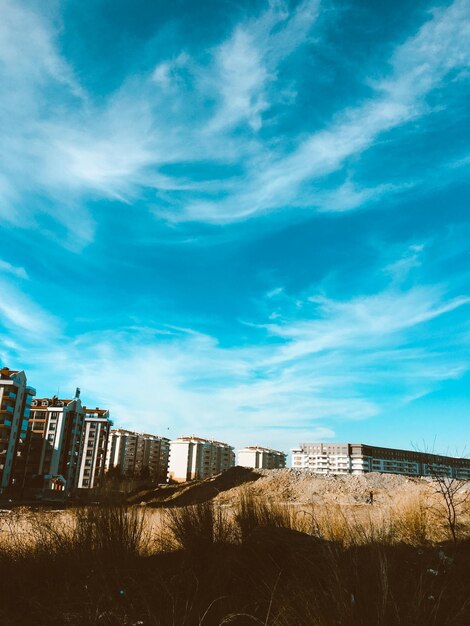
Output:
127,466,450,508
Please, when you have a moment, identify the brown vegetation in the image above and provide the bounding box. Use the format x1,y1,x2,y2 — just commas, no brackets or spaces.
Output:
0,480,469,625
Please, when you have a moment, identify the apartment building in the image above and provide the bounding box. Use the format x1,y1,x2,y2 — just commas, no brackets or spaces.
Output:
238,445,286,469
291,443,470,479
134,433,170,481
105,429,170,481
16,393,85,491
168,436,235,483
77,408,112,489
0,367,36,489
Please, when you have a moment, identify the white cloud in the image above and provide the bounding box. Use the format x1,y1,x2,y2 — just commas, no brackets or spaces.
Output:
264,287,470,361
0,278,59,336
176,0,470,222
0,259,28,280
384,244,425,283
207,0,319,132
2,0,466,238
152,52,190,90
210,28,269,132
1,265,468,452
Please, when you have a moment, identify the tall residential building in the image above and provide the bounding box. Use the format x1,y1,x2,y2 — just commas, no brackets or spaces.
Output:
238,445,286,469
168,436,235,483
291,443,470,479
77,408,112,489
105,429,170,482
134,433,170,481
16,393,85,491
0,367,35,489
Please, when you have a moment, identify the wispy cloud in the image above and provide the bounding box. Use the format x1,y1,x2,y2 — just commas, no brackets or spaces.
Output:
0,278,59,337
1,0,467,244
1,253,468,451
177,0,470,222
208,0,319,131
0,259,28,280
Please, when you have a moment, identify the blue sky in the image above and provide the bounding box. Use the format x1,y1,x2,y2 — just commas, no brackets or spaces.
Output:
0,0,469,455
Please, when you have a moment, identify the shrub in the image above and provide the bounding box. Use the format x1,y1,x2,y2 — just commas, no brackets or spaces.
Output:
165,502,232,552
393,497,430,546
234,490,297,543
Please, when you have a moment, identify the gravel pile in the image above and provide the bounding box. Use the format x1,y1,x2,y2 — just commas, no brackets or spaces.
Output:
215,468,432,506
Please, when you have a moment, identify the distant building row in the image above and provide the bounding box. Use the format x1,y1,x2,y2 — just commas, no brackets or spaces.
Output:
292,443,470,479
0,367,286,494
111,436,286,483
7,366,466,492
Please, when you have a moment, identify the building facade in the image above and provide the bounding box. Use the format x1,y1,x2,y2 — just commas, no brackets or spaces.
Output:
16,394,85,491
77,408,112,489
0,367,36,489
291,443,470,479
168,436,235,483
105,429,170,482
238,445,286,469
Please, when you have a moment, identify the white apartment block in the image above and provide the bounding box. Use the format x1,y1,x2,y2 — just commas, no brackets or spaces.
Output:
0,367,36,489
77,408,111,489
291,443,470,479
105,429,170,481
238,446,286,469
168,436,235,483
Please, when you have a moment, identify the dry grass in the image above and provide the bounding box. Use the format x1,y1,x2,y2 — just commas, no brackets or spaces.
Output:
0,492,469,625
233,490,297,541
165,502,234,551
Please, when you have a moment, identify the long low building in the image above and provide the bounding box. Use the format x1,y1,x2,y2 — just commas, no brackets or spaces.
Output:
291,443,470,479
238,446,286,469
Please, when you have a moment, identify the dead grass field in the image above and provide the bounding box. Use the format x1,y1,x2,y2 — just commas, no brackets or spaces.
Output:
0,470,469,625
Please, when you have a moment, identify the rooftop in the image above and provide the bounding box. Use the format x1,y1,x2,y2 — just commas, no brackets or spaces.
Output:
239,445,286,455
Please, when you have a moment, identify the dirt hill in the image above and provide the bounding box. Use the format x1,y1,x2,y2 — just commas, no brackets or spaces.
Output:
127,466,453,508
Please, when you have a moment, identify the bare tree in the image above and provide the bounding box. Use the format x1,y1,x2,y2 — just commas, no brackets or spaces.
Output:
414,443,470,544
431,473,469,543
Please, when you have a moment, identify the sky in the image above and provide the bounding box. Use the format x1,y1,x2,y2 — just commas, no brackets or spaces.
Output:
0,0,469,457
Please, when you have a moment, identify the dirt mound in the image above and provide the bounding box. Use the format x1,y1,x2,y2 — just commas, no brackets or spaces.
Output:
127,466,449,509
127,466,261,507
215,469,428,507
